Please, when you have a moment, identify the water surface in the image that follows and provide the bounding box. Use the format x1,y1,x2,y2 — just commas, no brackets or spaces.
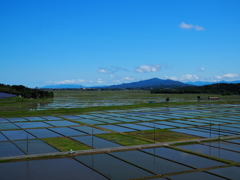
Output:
75,154,153,180
207,166,240,180
14,139,59,155
0,158,107,180
72,136,121,148
167,171,225,180
178,143,240,162
142,147,225,168
111,150,192,175
2,130,36,140
0,141,24,157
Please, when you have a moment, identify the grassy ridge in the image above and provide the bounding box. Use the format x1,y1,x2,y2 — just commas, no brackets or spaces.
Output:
126,129,199,142
43,137,91,151
96,133,152,146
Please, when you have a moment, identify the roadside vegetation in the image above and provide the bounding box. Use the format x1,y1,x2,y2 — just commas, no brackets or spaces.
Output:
96,133,152,146
0,83,53,99
126,129,199,142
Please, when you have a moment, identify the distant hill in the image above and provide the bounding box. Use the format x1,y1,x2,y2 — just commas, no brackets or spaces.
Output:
104,78,192,89
42,84,85,89
151,83,240,95
41,84,107,89
0,84,53,99
0,92,16,99
186,80,240,86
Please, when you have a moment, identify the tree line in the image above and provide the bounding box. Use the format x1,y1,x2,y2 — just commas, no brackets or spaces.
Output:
0,84,54,99
150,83,240,95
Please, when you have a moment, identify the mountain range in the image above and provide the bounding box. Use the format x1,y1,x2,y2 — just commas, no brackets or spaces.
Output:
41,84,106,89
41,78,240,89
42,78,191,89
42,84,84,89
104,78,190,89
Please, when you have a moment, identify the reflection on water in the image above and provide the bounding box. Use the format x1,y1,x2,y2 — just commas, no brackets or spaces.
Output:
0,97,134,111
0,158,107,180
178,143,240,162
168,171,226,180
0,101,54,111
207,166,240,180
75,153,153,180
110,150,192,174
142,147,225,168
2,91,240,111
1,91,212,111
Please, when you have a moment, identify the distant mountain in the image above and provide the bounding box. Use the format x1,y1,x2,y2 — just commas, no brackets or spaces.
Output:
185,81,212,86
42,84,85,89
90,85,108,88
104,78,192,89
41,84,107,89
186,80,240,86
42,78,240,89
0,92,16,99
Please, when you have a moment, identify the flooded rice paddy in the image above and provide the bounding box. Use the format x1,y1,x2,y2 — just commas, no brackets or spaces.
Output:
1,104,240,179
2,90,240,111
0,158,108,180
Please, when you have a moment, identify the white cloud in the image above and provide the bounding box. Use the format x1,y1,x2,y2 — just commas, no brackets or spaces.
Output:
179,22,205,31
181,74,199,81
198,67,205,72
194,25,205,31
114,67,129,72
135,65,161,73
122,76,135,81
108,76,135,84
97,66,128,74
215,73,239,80
179,22,193,29
164,76,178,81
97,78,105,83
164,73,239,82
97,81,104,83
113,79,121,83
164,74,200,81
47,79,86,84
97,68,112,74
162,64,171,69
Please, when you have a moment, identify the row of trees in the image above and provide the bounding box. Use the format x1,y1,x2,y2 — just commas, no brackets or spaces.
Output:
0,84,54,99
151,83,240,95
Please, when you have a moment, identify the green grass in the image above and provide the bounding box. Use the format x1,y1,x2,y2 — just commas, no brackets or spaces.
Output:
96,133,152,146
126,129,199,142
43,137,91,151
170,141,199,146
0,154,67,163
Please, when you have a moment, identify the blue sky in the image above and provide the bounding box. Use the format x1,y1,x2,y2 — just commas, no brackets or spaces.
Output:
1,0,240,87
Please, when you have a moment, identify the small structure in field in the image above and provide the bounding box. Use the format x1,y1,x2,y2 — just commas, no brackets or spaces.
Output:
208,97,219,100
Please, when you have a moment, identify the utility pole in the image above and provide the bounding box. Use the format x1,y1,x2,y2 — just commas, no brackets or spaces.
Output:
209,121,212,138
92,129,94,148
218,124,220,139
154,124,156,143
27,133,29,155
